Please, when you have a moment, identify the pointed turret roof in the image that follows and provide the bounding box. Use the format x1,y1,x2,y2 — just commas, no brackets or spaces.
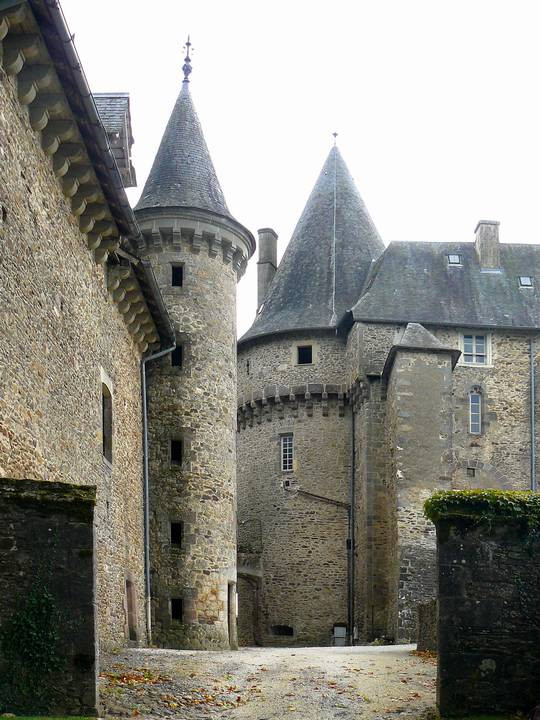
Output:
135,50,232,218
240,145,384,343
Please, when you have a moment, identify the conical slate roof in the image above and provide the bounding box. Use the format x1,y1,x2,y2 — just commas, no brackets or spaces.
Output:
135,79,231,217
240,146,384,343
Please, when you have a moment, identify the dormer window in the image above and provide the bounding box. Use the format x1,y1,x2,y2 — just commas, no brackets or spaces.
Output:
447,254,462,266
519,276,533,288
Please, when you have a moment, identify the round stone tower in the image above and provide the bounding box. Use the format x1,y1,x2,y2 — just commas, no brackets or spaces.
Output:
236,146,383,646
135,46,255,649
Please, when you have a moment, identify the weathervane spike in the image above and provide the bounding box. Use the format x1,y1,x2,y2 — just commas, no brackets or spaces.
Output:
182,35,193,83
332,132,338,146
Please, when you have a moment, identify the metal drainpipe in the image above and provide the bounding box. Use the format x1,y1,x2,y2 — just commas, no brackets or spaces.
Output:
348,403,356,645
530,338,537,492
141,341,176,643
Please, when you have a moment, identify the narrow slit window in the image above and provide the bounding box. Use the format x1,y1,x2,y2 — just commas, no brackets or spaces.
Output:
171,345,183,368
281,434,293,472
297,345,313,365
171,598,183,621
447,254,462,266
171,439,183,466
171,264,183,287
102,383,113,463
463,334,487,365
170,522,183,547
519,276,533,288
469,392,482,434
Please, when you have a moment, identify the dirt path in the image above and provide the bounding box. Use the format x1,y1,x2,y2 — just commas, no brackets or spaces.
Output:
100,644,436,720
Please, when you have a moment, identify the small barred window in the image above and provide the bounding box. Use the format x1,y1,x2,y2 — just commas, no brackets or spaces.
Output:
281,434,293,472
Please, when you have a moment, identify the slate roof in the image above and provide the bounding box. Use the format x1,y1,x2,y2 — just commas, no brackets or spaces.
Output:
240,146,384,343
93,93,131,138
382,322,461,379
135,80,231,217
352,241,540,329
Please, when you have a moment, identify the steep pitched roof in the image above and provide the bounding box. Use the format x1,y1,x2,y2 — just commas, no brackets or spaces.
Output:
240,146,384,343
352,241,540,329
135,80,231,217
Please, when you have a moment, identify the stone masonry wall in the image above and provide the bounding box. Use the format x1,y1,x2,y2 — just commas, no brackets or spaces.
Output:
435,328,535,491
237,395,351,646
385,350,454,641
0,480,97,716
140,231,238,650
436,516,540,715
238,330,348,397
0,69,146,650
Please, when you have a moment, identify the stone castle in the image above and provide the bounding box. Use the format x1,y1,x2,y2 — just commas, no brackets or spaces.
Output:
0,0,538,664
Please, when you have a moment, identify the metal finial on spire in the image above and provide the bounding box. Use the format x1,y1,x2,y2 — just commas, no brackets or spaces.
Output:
332,132,338,146
182,36,193,83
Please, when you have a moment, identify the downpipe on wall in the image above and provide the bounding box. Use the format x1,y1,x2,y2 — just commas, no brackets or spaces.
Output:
348,404,356,645
530,338,537,492
141,340,175,644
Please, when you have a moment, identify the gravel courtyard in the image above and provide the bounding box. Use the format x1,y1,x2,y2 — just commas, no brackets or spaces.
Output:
100,644,436,720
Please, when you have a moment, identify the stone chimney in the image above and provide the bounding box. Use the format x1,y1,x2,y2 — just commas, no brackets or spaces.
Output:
475,220,500,269
257,228,278,310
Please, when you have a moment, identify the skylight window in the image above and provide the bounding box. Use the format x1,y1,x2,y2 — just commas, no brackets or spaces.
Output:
519,276,533,288
447,254,462,266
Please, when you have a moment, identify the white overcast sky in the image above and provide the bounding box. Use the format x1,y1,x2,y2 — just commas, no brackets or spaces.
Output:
61,0,540,337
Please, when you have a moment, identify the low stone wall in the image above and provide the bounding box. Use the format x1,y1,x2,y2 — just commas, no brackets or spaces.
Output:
416,600,437,652
0,479,97,716
426,490,540,716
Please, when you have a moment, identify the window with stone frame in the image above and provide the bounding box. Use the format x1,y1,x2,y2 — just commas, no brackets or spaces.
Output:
102,383,113,463
280,434,293,472
469,390,482,434
297,345,313,365
171,344,183,368
170,521,183,547
171,263,183,287
461,333,490,365
170,597,183,621
170,438,183,466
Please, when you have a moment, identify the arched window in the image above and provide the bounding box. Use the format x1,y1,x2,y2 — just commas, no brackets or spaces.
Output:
469,390,482,434
102,383,113,462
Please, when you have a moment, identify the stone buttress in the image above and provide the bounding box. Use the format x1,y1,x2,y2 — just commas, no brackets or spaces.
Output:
134,49,255,649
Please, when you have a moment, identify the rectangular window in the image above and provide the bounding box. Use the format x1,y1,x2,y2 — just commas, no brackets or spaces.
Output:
171,345,183,368
467,467,476,477
170,522,183,547
448,254,462,266
519,275,533,288
102,384,113,463
297,345,313,365
171,264,183,287
469,392,482,434
281,434,293,472
170,598,183,621
271,624,294,636
170,438,183,465
462,333,489,365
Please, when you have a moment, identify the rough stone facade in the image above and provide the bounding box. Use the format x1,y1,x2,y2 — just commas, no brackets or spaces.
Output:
435,515,540,715
0,480,97,716
238,316,538,645
0,65,149,650
237,330,351,646
136,208,252,649
416,600,437,653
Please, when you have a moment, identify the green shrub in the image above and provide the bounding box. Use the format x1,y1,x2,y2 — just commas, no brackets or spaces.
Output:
424,489,540,529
